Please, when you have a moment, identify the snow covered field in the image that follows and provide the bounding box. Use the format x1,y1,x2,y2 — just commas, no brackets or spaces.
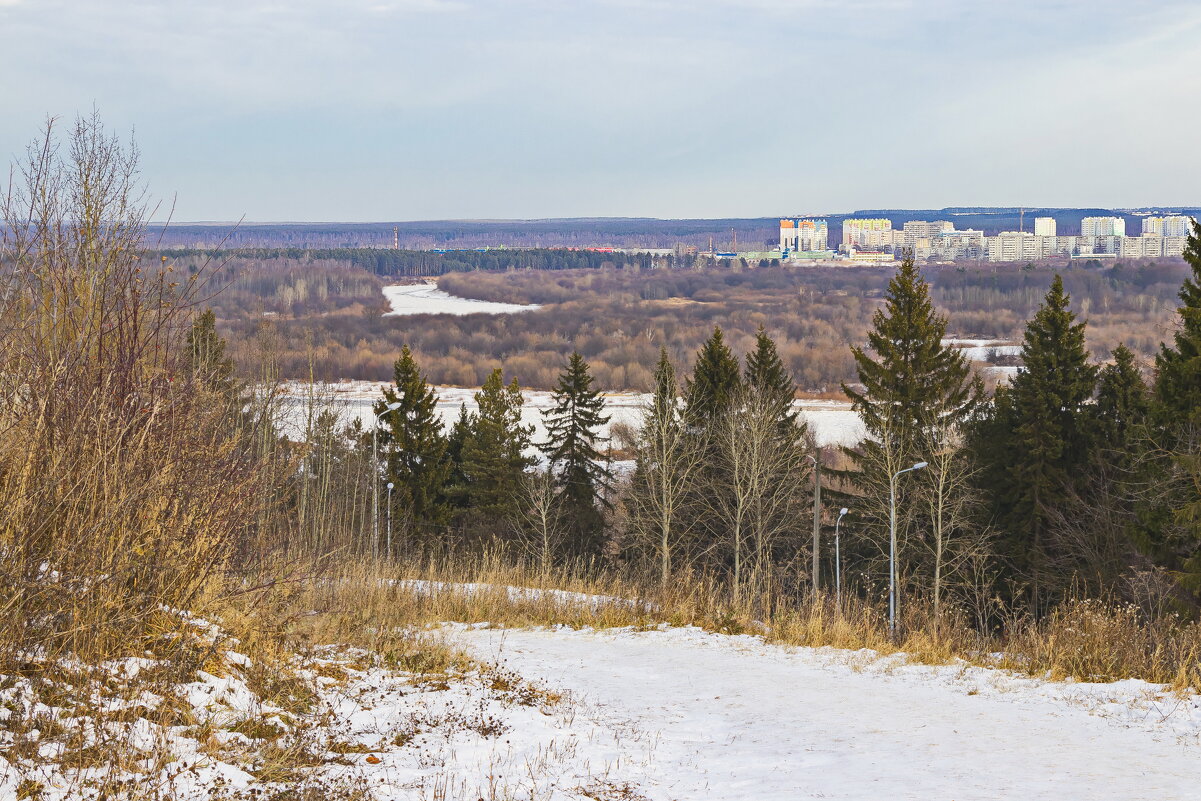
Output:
382,283,540,316
280,382,867,449
452,625,1201,801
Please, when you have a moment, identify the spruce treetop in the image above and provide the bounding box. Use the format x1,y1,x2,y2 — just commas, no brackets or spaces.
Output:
843,254,981,455
684,327,742,427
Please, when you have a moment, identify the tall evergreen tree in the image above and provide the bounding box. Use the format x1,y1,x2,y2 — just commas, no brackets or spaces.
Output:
842,255,983,592
376,345,451,536
541,352,613,556
744,325,806,439
684,327,742,429
969,275,1097,607
456,369,535,527
1137,219,1201,591
444,403,472,509
1094,344,1149,454
1153,218,1201,426
844,255,982,463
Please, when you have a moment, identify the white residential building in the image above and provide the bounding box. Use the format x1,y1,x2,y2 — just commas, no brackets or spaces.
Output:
901,220,954,247
1081,216,1126,237
1034,217,1056,236
1143,215,1194,237
842,218,894,250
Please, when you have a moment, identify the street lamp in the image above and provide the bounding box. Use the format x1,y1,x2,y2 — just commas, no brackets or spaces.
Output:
889,461,927,638
807,453,821,594
386,482,395,561
835,507,848,609
373,401,402,559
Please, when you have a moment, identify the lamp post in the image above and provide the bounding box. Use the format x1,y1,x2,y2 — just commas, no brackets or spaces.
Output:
889,461,927,638
373,401,401,559
835,507,848,609
807,453,821,594
386,481,395,561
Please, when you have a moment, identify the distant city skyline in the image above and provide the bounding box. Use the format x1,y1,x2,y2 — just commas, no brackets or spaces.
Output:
2,1,1200,221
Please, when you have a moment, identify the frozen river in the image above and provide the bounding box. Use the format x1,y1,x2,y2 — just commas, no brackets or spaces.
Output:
382,282,540,316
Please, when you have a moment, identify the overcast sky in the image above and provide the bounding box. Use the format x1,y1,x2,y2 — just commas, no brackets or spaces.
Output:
2,0,1199,221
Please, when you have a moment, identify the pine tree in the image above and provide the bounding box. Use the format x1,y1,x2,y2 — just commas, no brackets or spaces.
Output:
541,352,613,557
969,275,1097,607
684,327,742,429
376,345,451,536
456,369,535,527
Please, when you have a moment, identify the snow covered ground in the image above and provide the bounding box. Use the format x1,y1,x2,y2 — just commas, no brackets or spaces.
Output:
382,283,540,316
944,337,1023,361
452,625,1201,801
7,613,1199,799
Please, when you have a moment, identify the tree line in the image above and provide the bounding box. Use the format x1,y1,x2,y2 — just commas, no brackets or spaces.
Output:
302,222,1201,621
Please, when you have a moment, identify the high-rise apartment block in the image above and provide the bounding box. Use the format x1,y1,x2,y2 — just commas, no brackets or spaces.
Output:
1143,215,1193,237
1081,216,1126,237
779,219,830,253
842,218,893,250
1034,217,1056,236
901,220,954,245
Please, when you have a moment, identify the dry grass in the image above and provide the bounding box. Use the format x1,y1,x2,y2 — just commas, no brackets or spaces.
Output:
284,552,1201,693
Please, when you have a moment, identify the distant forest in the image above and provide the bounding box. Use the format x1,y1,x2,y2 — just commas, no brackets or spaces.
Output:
180,248,1191,392
148,208,1201,251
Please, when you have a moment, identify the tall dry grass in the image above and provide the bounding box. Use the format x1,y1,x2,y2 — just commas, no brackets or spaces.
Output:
0,113,280,671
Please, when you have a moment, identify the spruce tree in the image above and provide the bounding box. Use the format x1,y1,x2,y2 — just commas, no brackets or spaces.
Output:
1153,218,1201,426
1138,219,1201,590
969,275,1097,607
744,325,805,439
844,255,981,462
541,352,613,557
842,255,983,589
1094,344,1149,453
444,403,472,509
456,369,535,527
684,327,742,429
376,345,451,535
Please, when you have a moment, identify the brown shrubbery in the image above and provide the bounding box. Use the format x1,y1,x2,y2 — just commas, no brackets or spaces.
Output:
0,115,278,668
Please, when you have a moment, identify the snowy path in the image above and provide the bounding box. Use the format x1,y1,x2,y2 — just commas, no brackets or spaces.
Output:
454,626,1201,801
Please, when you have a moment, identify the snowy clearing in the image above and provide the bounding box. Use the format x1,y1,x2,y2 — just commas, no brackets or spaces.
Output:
452,625,1201,801
382,283,541,316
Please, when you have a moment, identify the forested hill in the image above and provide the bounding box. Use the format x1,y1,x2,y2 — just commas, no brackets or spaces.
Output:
147,208,1201,251
156,247,671,278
